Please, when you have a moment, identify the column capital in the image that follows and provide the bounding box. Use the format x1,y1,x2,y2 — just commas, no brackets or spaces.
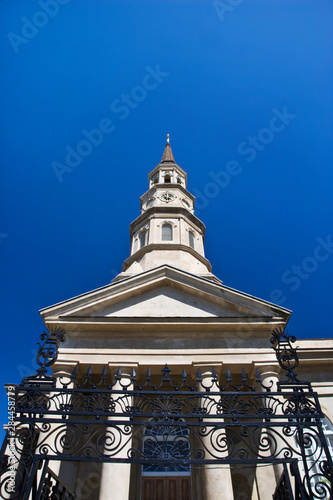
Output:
107,362,139,378
191,362,223,379
251,362,280,378
251,362,280,391
52,361,78,378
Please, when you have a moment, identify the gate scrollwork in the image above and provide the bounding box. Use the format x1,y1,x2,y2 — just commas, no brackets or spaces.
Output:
0,327,332,499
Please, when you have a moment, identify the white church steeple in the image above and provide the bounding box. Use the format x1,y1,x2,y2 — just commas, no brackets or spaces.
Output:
114,137,220,282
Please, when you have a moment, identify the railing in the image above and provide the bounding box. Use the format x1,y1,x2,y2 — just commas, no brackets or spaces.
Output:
0,327,332,500
38,463,75,500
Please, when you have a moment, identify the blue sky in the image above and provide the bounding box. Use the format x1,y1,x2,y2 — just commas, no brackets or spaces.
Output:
0,0,332,434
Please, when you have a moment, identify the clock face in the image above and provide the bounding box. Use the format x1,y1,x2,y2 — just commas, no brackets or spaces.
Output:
160,192,175,203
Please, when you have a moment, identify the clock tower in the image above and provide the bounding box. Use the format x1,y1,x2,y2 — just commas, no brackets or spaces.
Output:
117,135,219,281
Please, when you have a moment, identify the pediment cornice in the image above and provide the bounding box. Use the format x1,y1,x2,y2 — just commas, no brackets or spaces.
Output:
40,265,291,331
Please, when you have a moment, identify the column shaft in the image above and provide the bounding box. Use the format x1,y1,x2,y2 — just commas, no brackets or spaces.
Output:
253,364,281,499
99,366,135,500
194,364,234,500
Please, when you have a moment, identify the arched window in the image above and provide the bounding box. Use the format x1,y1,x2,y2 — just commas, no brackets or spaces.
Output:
177,177,182,184
162,224,172,241
140,231,147,248
142,417,190,474
189,231,195,249
141,417,191,500
164,174,171,183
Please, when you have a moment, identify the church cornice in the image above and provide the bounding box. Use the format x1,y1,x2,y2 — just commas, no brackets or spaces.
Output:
129,206,206,233
122,242,212,272
45,316,287,333
40,265,291,326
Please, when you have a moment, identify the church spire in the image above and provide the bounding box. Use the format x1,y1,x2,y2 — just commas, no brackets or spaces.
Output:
161,134,175,163
113,136,220,283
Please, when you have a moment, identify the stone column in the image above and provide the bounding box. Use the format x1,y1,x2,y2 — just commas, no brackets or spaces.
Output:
252,363,281,499
99,363,137,500
28,361,78,496
46,362,77,477
193,363,234,500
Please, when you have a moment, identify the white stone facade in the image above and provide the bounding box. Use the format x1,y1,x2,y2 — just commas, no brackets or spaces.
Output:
35,139,333,499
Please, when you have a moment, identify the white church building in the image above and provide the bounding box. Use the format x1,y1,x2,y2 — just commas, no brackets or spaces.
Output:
2,137,333,500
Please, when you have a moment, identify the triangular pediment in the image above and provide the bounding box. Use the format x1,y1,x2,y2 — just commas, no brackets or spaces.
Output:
93,285,252,318
40,266,291,329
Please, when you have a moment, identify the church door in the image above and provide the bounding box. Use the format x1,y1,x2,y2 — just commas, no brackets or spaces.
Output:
142,476,191,500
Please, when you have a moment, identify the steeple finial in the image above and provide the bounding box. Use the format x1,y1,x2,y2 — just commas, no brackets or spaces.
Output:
161,135,175,163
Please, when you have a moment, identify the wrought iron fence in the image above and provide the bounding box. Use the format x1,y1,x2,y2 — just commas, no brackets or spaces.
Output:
0,327,332,499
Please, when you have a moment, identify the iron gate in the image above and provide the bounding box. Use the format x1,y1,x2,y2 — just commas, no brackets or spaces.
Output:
0,328,332,499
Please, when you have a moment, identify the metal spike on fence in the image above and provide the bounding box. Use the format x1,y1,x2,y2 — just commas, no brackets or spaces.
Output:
71,364,78,381
131,368,136,381
101,366,107,381
146,368,151,380
226,368,232,382
182,368,187,380
212,367,217,380
196,368,202,382
86,365,92,377
241,368,247,381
